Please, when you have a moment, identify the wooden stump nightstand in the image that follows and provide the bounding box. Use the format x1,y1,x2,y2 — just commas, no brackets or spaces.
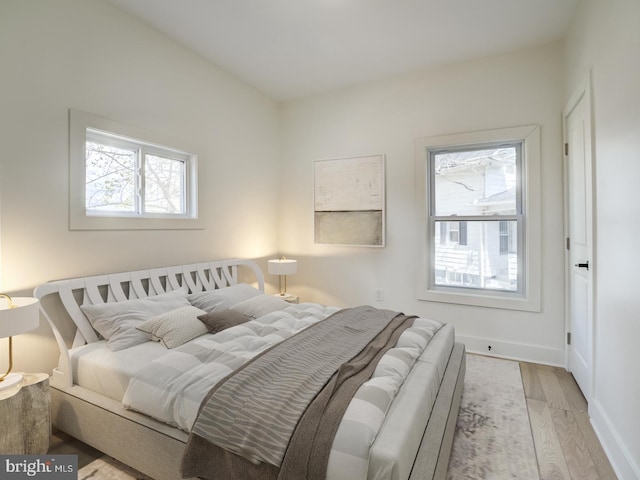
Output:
0,373,50,454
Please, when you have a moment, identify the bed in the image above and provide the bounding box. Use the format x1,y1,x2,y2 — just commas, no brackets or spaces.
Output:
34,259,465,480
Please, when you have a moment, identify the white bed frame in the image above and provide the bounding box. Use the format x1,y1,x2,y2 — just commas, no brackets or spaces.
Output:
35,258,465,480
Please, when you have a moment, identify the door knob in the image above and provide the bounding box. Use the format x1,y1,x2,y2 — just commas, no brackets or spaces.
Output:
574,261,589,270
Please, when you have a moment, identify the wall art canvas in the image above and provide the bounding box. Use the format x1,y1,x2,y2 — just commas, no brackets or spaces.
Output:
314,154,385,246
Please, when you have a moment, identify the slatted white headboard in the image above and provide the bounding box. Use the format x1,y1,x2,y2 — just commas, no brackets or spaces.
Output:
34,259,264,388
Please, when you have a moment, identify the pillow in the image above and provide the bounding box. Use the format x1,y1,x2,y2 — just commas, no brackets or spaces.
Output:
80,289,190,351
230,294,290,319
197,310,252,334
188,283,262,312
137,306,208,348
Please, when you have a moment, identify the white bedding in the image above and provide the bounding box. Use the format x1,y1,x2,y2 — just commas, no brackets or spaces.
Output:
69,302,453,480
68,340,169,401
123,302,342,430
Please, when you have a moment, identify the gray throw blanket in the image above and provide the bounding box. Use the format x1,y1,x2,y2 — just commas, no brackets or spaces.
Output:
181,305,415,480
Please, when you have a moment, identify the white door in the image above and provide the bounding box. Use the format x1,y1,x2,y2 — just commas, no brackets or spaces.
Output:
564,79,594,400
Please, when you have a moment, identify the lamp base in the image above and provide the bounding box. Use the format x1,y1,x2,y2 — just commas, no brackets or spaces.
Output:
274,293,299,304
0,372,23,391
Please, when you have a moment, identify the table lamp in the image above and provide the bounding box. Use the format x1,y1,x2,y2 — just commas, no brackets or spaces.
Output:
268,257,297,298
0,294,40,390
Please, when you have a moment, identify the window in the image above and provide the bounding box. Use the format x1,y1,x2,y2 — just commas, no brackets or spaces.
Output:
498,221,516,256
431,142,521,292
85,129,189,217
448,221,460,243
70,110,201,230
459,221,468,246
415,125,541,312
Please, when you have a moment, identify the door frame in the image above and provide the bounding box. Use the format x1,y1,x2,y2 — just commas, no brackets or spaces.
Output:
563,72,596,401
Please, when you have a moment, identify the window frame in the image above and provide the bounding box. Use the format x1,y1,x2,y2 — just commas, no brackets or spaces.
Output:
415,125,541,312
429,140,523,294
70,109,202,230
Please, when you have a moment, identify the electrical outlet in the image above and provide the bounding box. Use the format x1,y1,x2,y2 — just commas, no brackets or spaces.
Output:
375,289,384,301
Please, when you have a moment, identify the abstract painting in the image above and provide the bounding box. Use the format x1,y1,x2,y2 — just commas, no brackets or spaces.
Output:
314,154,385,246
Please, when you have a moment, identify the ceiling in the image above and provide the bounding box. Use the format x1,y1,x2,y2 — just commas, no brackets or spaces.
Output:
107,0,578,101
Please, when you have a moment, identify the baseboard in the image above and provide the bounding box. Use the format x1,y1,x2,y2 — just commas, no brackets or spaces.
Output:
589,399,640,480
456,334,564,366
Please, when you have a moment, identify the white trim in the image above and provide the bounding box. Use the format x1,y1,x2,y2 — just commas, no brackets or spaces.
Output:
457,334,564,366
590,399,640,480
415,125,541,312
69,109,203,230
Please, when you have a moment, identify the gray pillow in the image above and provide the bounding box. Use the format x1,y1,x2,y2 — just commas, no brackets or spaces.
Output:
230,294,290,319
137,306,208,348
80,289,190,351
197,310,252,334
188,284,262,312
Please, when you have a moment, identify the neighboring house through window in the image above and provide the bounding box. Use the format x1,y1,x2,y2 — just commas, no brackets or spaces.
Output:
415,125,541,312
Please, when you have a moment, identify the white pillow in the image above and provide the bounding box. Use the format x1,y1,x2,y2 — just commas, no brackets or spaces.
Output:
230,295,290,319
188,284,262,312
80,289,190,351
136,306,208,348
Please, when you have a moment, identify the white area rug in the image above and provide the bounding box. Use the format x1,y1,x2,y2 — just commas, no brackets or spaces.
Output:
447,354,540,479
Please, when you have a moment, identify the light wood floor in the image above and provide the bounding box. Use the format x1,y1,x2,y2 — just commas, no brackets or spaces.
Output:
520,361,618,480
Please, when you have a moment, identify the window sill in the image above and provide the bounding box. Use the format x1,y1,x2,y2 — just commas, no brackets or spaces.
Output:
69,214,204,231
417,287,540,312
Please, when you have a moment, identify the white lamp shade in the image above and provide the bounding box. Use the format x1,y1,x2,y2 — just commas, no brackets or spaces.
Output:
268,258,298,276
0,297,40,338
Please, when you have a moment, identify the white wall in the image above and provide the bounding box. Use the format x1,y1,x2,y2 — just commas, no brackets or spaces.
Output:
280,43,566,365
0,0,281,374
564,1,640,478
